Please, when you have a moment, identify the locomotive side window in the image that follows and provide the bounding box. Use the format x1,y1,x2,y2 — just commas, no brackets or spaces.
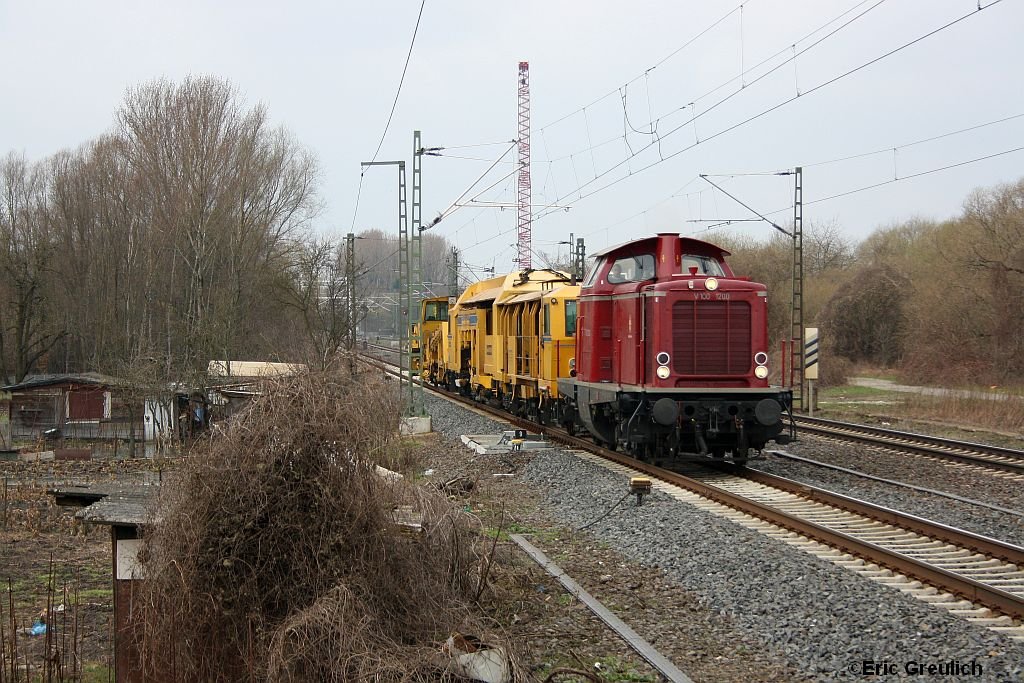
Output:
565,300,577,336
681,255,725,276
543,304,550,336
607,254,655,283
582,259,602,287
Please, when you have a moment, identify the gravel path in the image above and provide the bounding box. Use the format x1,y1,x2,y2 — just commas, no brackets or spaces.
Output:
425,393,1024,681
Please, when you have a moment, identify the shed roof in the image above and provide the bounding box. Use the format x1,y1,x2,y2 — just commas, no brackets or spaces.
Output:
50,483,160,527
207,360,306,378
3,373,119,392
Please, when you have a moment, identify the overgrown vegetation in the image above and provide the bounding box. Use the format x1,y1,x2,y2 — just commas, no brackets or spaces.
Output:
0,76,453,384
135,369,508,681
717,179,1024,388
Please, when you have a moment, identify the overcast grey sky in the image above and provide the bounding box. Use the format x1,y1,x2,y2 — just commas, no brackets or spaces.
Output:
3,0,1022,275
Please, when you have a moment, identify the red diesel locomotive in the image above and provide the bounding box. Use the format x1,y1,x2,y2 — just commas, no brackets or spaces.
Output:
556,233,792,463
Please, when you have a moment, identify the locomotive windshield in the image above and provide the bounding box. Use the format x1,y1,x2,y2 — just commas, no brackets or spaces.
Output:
607,254,655,283
681,255,725,276
423,301,449,321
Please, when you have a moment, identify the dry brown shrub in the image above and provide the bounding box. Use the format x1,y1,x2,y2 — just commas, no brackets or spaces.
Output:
136,369,496,682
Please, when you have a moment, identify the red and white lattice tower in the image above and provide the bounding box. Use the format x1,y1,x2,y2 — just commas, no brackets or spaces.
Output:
516,61,532,269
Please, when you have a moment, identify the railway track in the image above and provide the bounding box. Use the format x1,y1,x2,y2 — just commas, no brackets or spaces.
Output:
793,414,1024,475
360,352,1024,634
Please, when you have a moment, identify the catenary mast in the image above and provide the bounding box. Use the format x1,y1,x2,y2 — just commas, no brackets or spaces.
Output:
516,61,531,269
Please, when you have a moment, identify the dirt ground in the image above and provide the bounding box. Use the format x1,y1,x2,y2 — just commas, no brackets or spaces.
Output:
1,456,174,680
418,432,811,683
2,435,810,683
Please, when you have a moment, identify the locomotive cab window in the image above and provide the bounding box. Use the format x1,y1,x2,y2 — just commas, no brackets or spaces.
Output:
681,255,725,276
607,254,655,284
423,301,449,321
543,304,550,336
565,300,577,336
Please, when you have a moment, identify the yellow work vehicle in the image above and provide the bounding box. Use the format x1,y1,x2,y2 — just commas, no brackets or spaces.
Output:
435,269,576,413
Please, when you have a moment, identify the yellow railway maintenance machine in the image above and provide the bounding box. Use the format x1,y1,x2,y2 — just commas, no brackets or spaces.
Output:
496,281,580,422
433,269,579,422
415,296,450,377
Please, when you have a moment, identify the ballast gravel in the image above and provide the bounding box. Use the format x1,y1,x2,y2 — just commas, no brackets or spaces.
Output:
753,436,1024,547
424,393,1024,681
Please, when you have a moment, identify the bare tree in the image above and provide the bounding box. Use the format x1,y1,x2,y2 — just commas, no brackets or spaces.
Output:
805,218,855,275
0,153,64,382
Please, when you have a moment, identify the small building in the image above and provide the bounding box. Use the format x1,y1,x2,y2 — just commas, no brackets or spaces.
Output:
0,389,12,451
205,360,307,423
51,483,159,683
2,373,150,446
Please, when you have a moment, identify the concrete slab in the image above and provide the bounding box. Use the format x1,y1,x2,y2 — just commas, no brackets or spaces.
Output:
19,450,55,462
461,431,552,455
400,416,432,435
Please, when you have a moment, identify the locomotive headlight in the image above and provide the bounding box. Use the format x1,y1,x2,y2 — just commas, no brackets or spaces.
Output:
754,352,768,366
656,352,670,366
704,277,719,291
656,365,671,379
754,366,769,379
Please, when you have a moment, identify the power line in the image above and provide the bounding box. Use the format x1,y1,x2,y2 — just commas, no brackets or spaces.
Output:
537,0,883,166
534,0,1002,221
348,0,427,233
537,1,748,131
802,111,1024,169
368,0,427,165
803,145,1024,208
541,0,889,209
424,142,518,229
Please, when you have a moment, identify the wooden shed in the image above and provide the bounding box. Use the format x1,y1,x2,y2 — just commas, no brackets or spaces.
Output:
2,374,146,445
51,484,159,683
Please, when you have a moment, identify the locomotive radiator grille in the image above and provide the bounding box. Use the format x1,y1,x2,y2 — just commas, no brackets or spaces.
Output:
671,301,752,374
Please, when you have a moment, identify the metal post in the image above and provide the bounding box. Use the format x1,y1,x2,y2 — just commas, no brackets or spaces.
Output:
575,236,586,283
359,160,408,396
410,131,424,416
791,166,804,411
448,246,460,298
345,233,356,350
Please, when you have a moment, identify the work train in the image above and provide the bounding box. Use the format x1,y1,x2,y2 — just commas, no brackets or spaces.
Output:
419,233,793,463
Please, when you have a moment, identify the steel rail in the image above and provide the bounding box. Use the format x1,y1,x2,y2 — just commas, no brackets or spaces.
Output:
794,415,1024,474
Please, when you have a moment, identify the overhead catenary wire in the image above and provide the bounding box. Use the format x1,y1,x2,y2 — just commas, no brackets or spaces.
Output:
788,145,1024,213
537,1,749,132
533,0,1003,222
348,0,427,232
537,0,889,212
424,142,519,230
538,0,884,167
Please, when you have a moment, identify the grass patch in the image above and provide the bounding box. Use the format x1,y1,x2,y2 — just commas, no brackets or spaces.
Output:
482,520,537,541
81,663,112,682
77,587,113,601
820,385,898,400
812,382,1024,439
594,655,659,682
